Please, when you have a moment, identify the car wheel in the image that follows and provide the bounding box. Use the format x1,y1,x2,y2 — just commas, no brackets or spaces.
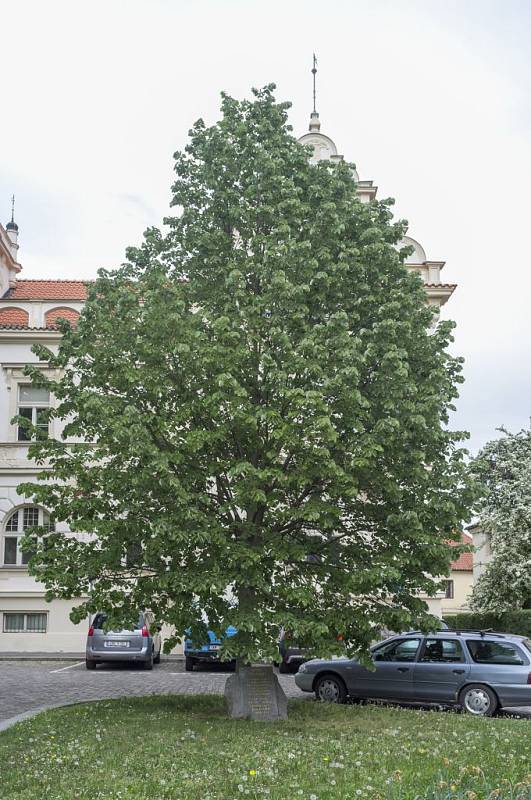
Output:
142,653,154,671
153,650,161,665
459,684,498,717
185,656,195,672
314,673,347,704
85,659,97,670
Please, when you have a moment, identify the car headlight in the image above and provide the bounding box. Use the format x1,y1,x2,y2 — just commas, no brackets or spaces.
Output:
298,663,308,673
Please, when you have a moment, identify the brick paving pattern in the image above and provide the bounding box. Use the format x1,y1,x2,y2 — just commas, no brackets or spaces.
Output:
0,660,306,724
0,661,528,726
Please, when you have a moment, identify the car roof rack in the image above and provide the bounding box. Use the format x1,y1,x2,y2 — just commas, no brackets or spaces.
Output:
448,629,510,639
405,629,509,639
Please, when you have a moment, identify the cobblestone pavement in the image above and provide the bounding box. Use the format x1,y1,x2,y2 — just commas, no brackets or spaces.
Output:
0,660,306,725
0,660,529,727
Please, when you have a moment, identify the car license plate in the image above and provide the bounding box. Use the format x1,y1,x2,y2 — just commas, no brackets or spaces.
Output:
104,641,130,648
209,644,220,651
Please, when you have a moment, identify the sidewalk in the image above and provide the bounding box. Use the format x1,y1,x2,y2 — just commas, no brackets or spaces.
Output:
0,652,184,661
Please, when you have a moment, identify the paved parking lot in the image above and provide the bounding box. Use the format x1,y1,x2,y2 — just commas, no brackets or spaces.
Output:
0,660,528,729
0,659,306,726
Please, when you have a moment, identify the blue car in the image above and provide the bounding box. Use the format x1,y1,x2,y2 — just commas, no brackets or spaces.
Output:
184,625,237,671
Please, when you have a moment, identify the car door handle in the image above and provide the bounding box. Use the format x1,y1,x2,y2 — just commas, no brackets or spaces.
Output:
397,667,409,672
452,669,466,674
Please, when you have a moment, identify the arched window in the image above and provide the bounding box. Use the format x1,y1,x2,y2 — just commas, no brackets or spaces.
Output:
2,506,53,567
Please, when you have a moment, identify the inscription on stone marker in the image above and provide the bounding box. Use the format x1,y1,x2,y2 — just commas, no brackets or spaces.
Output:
248,668,276,718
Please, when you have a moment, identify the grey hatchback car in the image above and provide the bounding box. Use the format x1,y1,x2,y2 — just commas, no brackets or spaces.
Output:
295,630,531,715
86,611,162,670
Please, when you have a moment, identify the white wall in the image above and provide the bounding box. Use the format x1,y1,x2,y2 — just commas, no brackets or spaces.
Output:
0,596,88,652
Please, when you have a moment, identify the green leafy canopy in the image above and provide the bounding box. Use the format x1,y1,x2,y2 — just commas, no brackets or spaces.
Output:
20,85,474,660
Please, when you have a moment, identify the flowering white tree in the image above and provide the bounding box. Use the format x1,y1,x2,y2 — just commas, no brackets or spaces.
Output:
471,427,531,611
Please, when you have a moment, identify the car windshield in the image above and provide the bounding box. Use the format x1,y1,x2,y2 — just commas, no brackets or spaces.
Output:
92,613,143,630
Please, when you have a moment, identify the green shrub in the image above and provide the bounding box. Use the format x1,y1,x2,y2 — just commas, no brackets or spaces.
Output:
443,610,531,638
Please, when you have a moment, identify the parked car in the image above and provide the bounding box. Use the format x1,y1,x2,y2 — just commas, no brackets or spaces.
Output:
278,621,449,673
86,611,162,670
184,625,237,671
278,628,311,674
295,630,531,716
185,625,308,673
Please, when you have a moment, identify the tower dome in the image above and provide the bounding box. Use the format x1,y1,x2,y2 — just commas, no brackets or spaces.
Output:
400,235,427,264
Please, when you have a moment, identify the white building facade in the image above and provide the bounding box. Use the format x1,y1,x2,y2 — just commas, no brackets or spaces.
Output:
0,218,87,650
0,114,456,652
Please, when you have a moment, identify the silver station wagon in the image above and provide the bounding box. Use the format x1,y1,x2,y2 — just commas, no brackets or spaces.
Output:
295,630,531,716
86,611,162,670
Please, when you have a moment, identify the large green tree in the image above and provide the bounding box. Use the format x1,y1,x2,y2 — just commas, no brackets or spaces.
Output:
21,86,473,663
471,427,531,611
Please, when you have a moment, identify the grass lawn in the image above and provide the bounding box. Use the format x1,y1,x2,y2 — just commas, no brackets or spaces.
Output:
0,696,530,800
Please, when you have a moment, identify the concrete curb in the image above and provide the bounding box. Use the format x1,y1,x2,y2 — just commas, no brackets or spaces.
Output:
0,697,127,734
0,653,184,662
0,694,527,735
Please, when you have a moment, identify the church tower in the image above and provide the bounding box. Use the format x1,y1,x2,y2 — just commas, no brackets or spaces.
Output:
297,58,455,313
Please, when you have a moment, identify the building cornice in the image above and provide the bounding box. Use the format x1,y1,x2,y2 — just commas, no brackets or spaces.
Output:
0,298,85,304
0,330,62,342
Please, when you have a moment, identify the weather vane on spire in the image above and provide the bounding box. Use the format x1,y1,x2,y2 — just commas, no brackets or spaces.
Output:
10,194,15,224
312,53,318,114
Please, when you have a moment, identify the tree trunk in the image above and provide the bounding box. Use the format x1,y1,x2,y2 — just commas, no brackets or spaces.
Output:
224,661,288,721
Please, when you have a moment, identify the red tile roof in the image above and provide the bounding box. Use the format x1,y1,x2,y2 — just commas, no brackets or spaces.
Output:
450,532,473,572
2,280,90,300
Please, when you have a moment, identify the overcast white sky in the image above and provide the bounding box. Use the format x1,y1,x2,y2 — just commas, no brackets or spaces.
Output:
1,0,530,455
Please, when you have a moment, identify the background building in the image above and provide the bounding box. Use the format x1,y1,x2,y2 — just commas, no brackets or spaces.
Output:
441,532,474,616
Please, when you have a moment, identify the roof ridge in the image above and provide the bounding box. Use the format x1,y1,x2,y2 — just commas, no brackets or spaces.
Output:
15,279,93,283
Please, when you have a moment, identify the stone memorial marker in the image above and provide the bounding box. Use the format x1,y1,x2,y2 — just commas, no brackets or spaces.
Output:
224,664,288,721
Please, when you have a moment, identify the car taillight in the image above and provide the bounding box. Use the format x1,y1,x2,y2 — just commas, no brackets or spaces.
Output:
88,626,94,637
142,625,149,637
527,672,531,685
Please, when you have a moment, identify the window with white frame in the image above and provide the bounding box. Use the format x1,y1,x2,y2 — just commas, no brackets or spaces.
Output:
3,612,47,633
17,385,50,441
444,579,454,599
2,507,53,567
